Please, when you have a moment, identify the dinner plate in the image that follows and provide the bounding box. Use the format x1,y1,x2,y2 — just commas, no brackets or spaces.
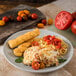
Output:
3,29,73,73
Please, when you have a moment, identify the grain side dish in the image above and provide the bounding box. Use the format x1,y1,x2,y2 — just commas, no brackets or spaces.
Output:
8,28,68,70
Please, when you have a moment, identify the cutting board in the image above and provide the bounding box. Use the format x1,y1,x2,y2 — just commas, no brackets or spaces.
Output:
0,5,45,44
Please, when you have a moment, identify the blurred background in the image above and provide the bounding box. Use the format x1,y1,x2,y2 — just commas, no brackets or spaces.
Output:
0,0,56,14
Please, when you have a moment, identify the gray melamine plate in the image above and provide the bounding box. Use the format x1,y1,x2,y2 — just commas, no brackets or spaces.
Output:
3,29,73,73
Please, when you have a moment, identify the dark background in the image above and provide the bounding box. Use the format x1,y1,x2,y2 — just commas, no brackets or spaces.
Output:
0,0,56,14
0,0,56,3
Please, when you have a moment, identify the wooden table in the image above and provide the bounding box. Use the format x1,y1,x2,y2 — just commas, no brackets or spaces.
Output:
0,0,76,76
0,0,55,14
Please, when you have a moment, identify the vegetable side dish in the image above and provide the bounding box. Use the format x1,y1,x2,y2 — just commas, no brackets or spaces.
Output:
8,28,68,70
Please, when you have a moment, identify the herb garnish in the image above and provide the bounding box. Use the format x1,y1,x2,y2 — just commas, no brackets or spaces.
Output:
58,58,66,63
15,57,23,63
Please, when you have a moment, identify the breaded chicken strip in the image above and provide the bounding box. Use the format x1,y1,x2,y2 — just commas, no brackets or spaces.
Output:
13,39,34,56
8,28,40,48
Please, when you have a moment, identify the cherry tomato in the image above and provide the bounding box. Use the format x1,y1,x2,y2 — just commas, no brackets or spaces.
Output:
0,20,5,26
37,23,44,28
71,20,76,34
24,10,30,15
72,12,76,20
23,16,28,21
41,19,47,25
32,61,40,70
55,11,73,30
18,11,24,16
31,13,38,19
8,16,14,21
40,62,45,69
20,13,26,17
48,18,53,25
2,16,9,22
16,16,22,22
31,41,39,46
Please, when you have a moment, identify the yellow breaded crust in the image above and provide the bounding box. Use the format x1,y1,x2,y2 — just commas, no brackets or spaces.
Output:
8,28,40,48
13,39,34,57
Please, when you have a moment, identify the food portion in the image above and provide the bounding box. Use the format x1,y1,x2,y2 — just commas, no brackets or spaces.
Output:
55,11,73,30
0,9,53,28
72,12,76,20
48,18,53,25
2,16,9,22
0,8,54,29
71,20,76,34
16,16,22,22
37,23,44,28
8,29,68,70
23,46,59,66
0,20,5,26
8,28,40,48
13,41,31,57
31,13,38,20
41,19,47,25
8,16,14,22
0,9,39,26
13,38,35,56
23,35,68,69
37,18,53,28
17,10,30,21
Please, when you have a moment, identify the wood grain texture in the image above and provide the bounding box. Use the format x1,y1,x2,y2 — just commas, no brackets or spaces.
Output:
0,4,45,44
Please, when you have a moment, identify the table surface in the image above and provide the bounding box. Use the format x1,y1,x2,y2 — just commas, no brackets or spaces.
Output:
0,0,76,76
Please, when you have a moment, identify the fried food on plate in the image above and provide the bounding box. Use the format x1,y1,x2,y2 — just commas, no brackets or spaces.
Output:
8,28,40,48
13,39,34,57
13,38,42,57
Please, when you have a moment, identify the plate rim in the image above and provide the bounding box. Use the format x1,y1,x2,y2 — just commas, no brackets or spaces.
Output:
3,29,74,73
